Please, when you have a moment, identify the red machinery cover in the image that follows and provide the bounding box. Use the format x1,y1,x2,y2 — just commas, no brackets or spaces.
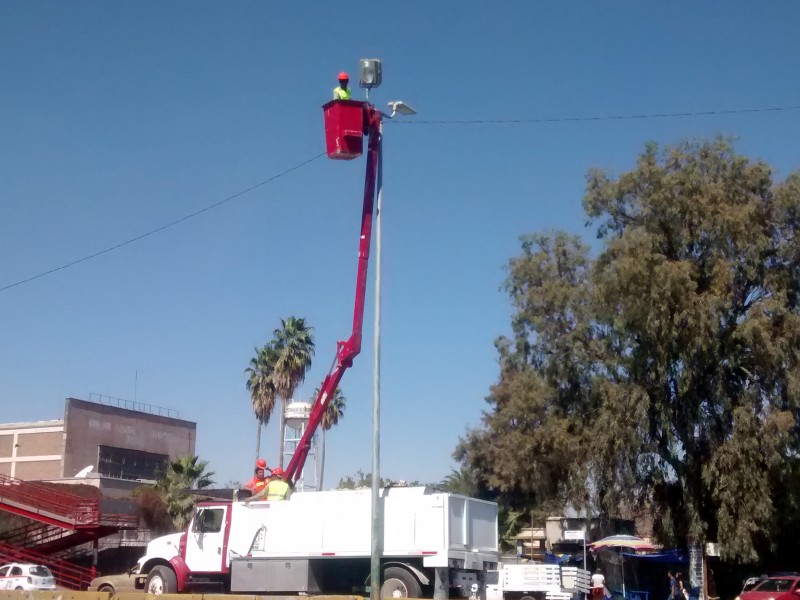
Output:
323,100,366,160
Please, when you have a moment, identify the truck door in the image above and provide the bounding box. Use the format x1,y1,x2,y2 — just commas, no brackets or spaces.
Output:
484,570,502,600
185,506,228,573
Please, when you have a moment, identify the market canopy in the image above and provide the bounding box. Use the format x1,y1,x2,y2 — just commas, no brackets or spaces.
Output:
589,535,657,552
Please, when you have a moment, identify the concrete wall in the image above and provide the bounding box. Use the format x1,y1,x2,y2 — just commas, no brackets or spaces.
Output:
17,431,63,456
0,420,64,480
62,398,196,480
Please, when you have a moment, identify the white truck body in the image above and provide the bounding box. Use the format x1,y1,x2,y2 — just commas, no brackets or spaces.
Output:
138,486,499,597
230,486,498,567
486,564,590,600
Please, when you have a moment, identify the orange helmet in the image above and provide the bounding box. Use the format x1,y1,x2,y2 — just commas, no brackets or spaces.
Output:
272,467,284,477
256,458,267,469
338,71,349,81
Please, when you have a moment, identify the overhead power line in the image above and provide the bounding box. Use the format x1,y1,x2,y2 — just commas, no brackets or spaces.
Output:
389,103,800,125
0,152,326,294
3,102,798,294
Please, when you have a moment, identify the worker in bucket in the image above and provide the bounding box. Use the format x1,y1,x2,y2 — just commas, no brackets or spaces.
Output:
244,458,270,495
332,71,352,100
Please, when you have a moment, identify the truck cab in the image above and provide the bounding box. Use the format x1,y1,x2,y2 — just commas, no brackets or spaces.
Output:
185,503,231,573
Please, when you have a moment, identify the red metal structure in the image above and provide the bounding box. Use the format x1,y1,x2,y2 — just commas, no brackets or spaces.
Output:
323,99,366,159
0,473,137,532
284,101,381,483
0,473,138,584
0,474,99,527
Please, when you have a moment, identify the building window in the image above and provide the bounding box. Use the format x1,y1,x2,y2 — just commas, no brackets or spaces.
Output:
97,445,169,481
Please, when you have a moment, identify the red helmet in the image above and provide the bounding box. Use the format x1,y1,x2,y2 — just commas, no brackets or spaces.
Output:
272,467,284,477
338,71,349,81
256,458,267,469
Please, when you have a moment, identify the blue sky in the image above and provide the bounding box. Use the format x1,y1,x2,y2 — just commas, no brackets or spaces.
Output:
1,2,798,488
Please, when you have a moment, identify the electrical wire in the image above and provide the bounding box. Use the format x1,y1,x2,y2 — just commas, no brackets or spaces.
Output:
3,102,799,294
388,103,800,125
0,152,326,294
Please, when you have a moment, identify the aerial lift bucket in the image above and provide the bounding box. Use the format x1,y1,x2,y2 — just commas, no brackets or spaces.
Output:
322,100,366,160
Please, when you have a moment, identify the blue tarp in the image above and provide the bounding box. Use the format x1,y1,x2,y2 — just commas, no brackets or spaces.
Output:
544,551,575,564
619,548,689,564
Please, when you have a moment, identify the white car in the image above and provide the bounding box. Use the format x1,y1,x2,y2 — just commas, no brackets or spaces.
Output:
0,563,57,590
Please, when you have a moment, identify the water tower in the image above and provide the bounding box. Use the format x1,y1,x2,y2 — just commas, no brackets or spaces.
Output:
283,401,319,491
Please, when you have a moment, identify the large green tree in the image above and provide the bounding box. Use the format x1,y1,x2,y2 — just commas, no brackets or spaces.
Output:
316,385,346,490
271,317,315,468
458,139,800,564
156,455,215,530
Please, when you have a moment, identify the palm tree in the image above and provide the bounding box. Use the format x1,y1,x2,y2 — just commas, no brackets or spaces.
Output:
245,343,278,463
316,386,346,489
271,317,315,468
439,466,477,496
156,455,215,530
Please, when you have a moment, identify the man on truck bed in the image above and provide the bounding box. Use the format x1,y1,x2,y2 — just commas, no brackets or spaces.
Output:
243,458,270,496
246,467,292,502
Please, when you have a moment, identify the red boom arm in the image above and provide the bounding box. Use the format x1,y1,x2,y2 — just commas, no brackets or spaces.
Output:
283,106,382,484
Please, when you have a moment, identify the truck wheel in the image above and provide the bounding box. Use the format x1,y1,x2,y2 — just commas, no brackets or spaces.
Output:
381,566,422,598
145,566,177,595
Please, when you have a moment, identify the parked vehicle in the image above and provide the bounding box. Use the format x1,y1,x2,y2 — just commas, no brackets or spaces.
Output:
134,486,499,598
88,566,142,594
0,563,57,591
485,563,590,600
740,576,800,600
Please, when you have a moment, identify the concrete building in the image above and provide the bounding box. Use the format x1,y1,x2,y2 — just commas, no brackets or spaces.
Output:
509,515,637,560
0,419,64,480
0,396,196,497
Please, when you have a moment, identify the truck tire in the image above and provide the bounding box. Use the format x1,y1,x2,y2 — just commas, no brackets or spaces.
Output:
145,566,177,595
381,566,422,598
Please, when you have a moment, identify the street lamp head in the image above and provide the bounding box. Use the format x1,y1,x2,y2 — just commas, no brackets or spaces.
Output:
359,58,382,89
387,101,416,117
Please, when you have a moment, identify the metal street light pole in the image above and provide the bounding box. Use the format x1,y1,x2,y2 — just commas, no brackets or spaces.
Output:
359,55,416,600
370,120,383,600
369,98,415,600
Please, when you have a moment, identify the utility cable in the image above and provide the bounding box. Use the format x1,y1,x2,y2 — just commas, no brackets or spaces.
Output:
388,103,800,125
4,102,798,293
0,152,326,294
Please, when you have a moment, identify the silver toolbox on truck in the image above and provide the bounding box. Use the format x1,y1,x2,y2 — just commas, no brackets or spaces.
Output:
230,558,321,593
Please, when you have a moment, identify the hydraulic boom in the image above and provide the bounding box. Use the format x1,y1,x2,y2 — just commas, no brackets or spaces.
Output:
283,105,382,484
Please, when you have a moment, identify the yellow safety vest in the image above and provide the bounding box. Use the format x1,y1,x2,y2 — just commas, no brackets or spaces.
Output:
266,479,291,501
333,86,352,100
